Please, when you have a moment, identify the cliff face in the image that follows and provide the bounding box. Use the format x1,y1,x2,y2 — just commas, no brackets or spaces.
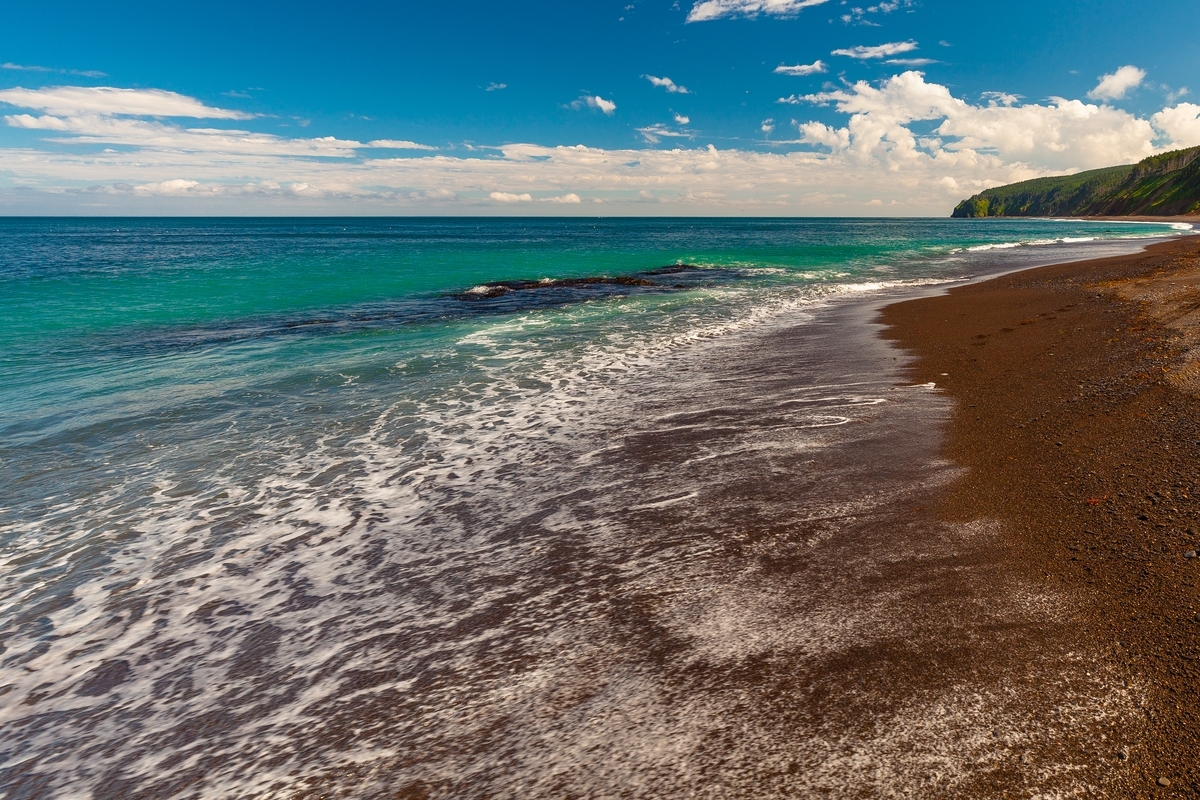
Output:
952,146,1200,218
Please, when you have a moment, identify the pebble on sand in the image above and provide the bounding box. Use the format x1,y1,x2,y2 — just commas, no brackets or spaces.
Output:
1158,776,1171,787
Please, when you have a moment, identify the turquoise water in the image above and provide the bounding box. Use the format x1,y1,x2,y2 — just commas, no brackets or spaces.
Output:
0,217,1188,798
1,217,1185,433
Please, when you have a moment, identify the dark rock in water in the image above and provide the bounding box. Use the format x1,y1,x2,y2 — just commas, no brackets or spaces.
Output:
641,264,702,276
453,265,703,301
75,659,131,696
457,275,654,300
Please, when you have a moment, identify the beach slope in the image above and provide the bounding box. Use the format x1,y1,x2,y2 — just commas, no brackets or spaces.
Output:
880,235,1200,794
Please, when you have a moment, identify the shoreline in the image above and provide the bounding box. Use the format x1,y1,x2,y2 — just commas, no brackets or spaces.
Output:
1081,216,1200,223
880,235,1200,795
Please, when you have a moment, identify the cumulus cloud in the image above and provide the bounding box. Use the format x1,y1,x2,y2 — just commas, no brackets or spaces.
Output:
831,40,918,59
775,61,827,77
571,95,617,115
798,70,1179,170
489,191,533,202
687,0,830,22
1151,103,1200,146
540,193,582,203
674,113,690,125
797,121,850,151
0,86,250,119
981,91,1021,108
645,75,690,94
1088,65,1146,101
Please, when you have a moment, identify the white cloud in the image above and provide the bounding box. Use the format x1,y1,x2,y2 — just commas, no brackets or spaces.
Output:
798,121,850,151
686,0,830,22
135,179,200,195
367,140,438,150
637,123,693,144
800,70,1168,171
980,91,1021,108
0,86,250,119
571,95,617,115
4,113,364,157
1088,65,1146,101
674,113,690,125
761,118,775,134
1151,103,1200,148
831,40,918,59
2,62,106,78
485,82,507,92
645,75,690,94
840,0,910,24
775,61,827,77
5,78,1200,215
886,58,937,67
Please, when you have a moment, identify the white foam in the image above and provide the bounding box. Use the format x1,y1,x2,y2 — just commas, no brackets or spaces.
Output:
0,242,1149,798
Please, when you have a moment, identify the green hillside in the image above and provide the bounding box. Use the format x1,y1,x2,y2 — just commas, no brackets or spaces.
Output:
951,146,1200,218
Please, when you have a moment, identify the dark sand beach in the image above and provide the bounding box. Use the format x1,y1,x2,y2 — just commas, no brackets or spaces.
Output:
881,234,1200,796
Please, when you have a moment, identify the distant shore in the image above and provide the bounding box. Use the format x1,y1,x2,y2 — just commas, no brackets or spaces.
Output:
1081,215,1200,223
881,235,1200,794
955,215,1200,223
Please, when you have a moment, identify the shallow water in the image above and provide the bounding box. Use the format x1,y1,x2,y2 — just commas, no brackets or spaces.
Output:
0,218,1185,798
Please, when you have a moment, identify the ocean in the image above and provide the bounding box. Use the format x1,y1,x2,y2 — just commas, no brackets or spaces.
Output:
0,217,1189,798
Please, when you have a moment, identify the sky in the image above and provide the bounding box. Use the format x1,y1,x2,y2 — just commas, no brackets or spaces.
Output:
0,0,1197,215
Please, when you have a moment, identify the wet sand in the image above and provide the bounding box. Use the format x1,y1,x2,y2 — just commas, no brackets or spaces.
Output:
881,235,1200,796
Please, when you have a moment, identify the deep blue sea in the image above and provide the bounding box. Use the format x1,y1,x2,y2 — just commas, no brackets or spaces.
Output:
0,217,1189,798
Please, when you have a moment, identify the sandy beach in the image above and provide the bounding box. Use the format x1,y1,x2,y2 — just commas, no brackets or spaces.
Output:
881,234,1200,796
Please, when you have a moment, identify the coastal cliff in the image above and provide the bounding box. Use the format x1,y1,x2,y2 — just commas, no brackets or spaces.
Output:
952,145,1200,218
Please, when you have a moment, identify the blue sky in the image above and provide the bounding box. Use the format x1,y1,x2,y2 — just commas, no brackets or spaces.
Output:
0,0,1197,214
